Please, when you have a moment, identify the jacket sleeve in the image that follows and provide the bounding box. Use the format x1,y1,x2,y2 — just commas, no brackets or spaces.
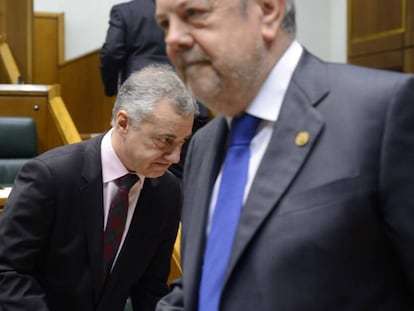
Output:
100,5,128,97
0,160,54,310
130,238,180,311
381,74,414,289
155,279,185,311
131,172,183,311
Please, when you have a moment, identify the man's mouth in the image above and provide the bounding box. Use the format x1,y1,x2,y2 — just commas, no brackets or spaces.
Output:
176,54,210,68
154,162,171,168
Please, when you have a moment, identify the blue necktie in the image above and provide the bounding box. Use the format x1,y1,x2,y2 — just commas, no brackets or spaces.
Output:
198,113,260,311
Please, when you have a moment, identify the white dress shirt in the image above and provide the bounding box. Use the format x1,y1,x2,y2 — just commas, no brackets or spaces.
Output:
207,41,304,231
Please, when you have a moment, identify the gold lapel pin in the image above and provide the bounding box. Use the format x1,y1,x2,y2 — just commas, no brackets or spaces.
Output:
295,131,309,147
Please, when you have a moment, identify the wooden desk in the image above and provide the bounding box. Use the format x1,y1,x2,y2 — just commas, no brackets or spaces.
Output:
0,84,81,154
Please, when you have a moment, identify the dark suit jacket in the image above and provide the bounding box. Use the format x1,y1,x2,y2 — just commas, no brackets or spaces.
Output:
100,0,169,96
0,134,181,311
157,50,414,310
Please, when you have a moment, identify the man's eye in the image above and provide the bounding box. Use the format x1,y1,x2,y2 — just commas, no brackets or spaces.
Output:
157,137,173,146
157,19,169,32
185,8,206,21
186,9,197,17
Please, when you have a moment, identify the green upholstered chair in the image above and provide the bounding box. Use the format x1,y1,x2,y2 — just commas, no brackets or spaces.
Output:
0,116,37,186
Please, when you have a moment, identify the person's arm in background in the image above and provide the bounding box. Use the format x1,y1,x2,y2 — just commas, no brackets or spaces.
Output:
100,5,127,97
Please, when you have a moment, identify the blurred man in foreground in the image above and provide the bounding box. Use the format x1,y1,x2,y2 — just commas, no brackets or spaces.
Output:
155,0,414,309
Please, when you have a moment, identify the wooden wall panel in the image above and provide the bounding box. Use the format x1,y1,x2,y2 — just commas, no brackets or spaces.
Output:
404,48,414,73
33,12,64,84
350,0,403,38
347,0,414,73
347,50,403,71
0,0,7,88
59,50,114,135
405,0,414,47
3,0,33,83
0,0,5,36
348,0,405,58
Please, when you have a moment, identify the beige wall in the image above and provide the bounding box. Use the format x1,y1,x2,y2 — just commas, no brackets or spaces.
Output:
34,0,348,63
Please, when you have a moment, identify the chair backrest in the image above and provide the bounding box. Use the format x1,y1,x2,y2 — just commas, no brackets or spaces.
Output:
0,116,37,185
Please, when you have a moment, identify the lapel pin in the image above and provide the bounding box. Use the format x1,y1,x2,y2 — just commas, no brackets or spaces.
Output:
295,131,309,147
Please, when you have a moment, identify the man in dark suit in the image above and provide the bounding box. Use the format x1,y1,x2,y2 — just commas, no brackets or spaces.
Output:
100,0,169,97
155,0,414,310
100,0,211,180
0,65,198,311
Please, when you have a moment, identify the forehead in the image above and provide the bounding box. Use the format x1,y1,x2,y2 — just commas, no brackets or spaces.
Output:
156,0,244,23
151,99,180,116
156,0,217,12
141,101,193,132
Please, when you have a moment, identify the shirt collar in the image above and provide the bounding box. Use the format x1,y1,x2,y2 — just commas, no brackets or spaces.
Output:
246,40,303,122
101,128,144,183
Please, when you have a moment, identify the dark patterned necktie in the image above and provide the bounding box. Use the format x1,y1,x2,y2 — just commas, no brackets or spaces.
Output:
103,173,138,281
198,113,260,311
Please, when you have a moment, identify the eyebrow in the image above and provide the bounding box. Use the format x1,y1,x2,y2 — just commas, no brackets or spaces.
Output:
158,133,177,139
157,0,202,14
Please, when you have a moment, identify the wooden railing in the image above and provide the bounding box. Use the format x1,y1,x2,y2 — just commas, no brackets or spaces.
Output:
49,95,81,145
0,35,21,83
0,0,33,83
168,224,182,284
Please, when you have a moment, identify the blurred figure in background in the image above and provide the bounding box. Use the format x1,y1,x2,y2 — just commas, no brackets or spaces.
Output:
100,0,169,97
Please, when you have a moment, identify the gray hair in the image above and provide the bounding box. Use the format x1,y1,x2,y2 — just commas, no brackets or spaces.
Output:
282,0,296,35
240,0,296,36
111,64,198,127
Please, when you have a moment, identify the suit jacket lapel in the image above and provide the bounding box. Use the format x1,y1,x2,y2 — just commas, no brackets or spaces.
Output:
184,117,229,309
225,51,329,283
79,135,105,303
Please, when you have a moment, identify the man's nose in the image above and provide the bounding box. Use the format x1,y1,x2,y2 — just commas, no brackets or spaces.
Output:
165,18,193,58
164,145,181,164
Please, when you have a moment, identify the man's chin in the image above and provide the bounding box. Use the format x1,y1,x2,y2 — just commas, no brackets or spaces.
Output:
145,165,171,178
186,81,217,105
145,171,165,179
184,62,211,78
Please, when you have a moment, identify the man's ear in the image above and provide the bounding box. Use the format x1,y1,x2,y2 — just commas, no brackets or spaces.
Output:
116,110,129,133
259,0,285,42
